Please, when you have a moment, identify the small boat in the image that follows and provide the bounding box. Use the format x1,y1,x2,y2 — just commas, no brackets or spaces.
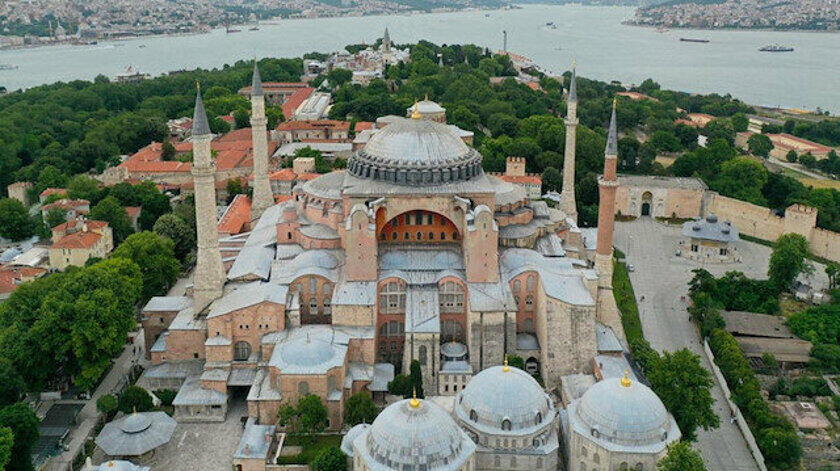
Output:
0,64,18,71
680,38,710,43
138,44,146,48
546,21,554,26
249,26,260,31
759,44,794,52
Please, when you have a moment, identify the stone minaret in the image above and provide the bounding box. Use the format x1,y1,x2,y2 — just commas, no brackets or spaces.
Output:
594,99,625,340
191,85,225,313
249,60,273,221
560,61,578,223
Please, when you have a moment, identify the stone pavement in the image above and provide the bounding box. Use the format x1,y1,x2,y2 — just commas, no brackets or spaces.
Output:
45,331,147,471
614,217,764,471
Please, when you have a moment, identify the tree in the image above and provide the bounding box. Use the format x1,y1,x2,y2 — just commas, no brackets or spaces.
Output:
747,133,773,158
713,157,768,206
96,394,118,415
657,441,707,471
233,109,250,129
296,394,328,435
327,68,352,88
541,167,562,193
0,198,33,241
90,196,132,243
154,389,177,407
118,386,153,413
311,446,348,471
344,392,378,426
768,233,811,291
825,262,838,289
153,213,195,261
225,178,251,203
506,355,525,370
112,231,180,299
646,349,719,442
66,175,102,203
0,360,25,408
45,207,67,229
387,374,413,397
786,149,797,163
0,426,12,470
730,113,749,133
0,402,39,471
409,360,424,398
161,141,176,161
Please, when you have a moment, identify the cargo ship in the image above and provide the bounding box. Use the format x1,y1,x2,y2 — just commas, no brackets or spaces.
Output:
680,38,710,43
759,44,794,52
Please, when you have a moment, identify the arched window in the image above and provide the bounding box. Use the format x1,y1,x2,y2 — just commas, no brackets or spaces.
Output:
439,281,465,313
416,231,422,240
419,345,427,365
635,464,644,471
233,341,251,361
429,232,434,240
513,279,521,292
593,453,600,464
526,274,535,291
379,281,406,314
308,277,317,293
581,446,587,457
470,409,478,422
525,295,534,310
501,419,511,431
298,381,309,395
494,456,500,467
441,232,446,240
535,412,542,425
619,463,628,471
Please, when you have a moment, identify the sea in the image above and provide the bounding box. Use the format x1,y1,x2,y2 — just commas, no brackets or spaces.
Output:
1,4,838,112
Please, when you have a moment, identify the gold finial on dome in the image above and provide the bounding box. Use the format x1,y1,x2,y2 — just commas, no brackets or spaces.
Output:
621,369,632,387
409,388,420,409
503,357,510,372
411,99,421,119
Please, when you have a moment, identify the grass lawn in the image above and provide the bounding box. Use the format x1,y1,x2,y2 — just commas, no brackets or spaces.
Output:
612,253,645,345
779,296,809,317
275,434,343,465
799,177,840,190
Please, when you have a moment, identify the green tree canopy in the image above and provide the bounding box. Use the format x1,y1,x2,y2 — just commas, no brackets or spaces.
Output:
647,349,719,441
96,394,118,415
344,392,379,426
657,441,707,471
0,360,25,408
311,445,348,471
0,198,33,241
768,233,811,291
0,402,39,471
0,426,12,470
112,231,179,300
118,386,153,413
713,157,768,206
730,113,749,133
747,133,773,158
90,195,133,243
153,213,195,261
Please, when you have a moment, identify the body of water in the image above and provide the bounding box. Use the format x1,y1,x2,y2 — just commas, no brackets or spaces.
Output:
1,5,837,112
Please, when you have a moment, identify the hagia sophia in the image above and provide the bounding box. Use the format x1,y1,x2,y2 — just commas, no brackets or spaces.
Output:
133,54,681,470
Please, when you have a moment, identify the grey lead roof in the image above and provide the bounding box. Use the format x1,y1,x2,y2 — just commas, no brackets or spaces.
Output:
207,282,288,319
605,103,618,156
234,418,275,459
681,214,739,242
251,61,263,97
173,375,227,406
192,88,211,136
142,296,191,312
94,411,176,456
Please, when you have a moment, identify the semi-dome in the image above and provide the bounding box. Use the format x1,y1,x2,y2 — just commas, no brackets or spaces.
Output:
574,375,674,447
456,365,554,433
347,117,483,186
357,398,475,470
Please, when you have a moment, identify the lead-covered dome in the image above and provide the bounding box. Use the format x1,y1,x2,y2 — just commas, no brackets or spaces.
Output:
574,376,676,447
356,398,475,470
455,365,554,433
347,117,483,186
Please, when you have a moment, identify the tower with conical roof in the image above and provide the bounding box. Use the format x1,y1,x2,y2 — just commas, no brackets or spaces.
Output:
594,99,625,340
560,61,578,223
382,27,391,54
249,59,273,221
191,85,226,313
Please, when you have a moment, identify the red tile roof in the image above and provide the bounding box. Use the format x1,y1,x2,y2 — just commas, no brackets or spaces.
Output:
40,188,67,199
276,120,350,132
268,168,297,181
767,133,833,153
52,230,104,249
295,172,320,181
42,199,89,213
281,87,315,119
0,266,47,294
274,194,294,204
217,194,251,236
497,174,542,186
354,121,374,131
52,218,107,232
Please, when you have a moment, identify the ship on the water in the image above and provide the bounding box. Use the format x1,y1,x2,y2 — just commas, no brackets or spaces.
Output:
680,38,710,43
760,44,794,52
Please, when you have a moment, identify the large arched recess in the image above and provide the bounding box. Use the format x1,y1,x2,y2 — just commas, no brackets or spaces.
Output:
376,209,460,244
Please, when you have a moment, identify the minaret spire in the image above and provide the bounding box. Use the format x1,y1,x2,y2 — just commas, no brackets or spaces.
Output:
191,83,225,312
560,60,579,223
593,97,625,340
249,59,273,221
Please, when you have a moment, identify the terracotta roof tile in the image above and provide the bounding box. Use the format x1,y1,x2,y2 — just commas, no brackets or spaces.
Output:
52,230,103,249
217,194,251,235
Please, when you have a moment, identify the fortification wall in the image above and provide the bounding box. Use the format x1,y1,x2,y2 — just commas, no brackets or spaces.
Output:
707,194,785,242
810,228,840,262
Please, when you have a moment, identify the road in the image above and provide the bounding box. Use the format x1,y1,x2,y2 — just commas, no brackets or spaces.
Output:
614,217,765,471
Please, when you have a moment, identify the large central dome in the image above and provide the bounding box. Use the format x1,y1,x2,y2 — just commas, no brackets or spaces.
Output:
347,117,483,186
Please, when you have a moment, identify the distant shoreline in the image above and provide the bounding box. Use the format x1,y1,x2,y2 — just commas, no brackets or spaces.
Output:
624,21,840,34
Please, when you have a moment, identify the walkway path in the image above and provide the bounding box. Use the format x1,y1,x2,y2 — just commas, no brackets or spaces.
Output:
45,332,147,471
614,218,762,471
